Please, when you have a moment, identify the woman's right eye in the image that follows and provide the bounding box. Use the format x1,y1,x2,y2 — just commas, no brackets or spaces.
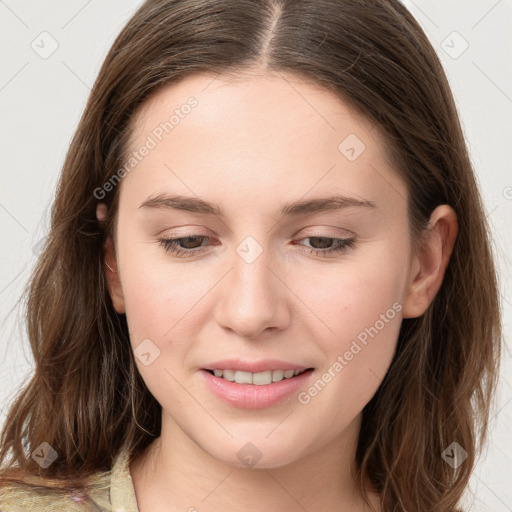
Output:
157,235,210,257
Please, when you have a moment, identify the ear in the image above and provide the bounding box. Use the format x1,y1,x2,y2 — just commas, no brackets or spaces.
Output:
96,202,126,314
402,204,458,319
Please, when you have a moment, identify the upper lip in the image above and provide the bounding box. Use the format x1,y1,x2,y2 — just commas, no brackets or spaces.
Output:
202,358,313,373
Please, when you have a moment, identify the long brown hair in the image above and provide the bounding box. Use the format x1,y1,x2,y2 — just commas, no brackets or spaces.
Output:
0,1,502,510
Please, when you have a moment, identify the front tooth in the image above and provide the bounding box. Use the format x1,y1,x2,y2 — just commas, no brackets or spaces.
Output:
213,369,223,377
272,370,284,382
283,369,295,379
234,370,253,384
253,371,272,385
223,369,236,381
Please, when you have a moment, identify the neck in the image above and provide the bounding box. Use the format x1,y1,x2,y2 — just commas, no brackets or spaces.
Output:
130,412,381,512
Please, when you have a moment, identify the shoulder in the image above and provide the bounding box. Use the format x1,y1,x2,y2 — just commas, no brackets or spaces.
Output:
0,481,110,511
0,450,135,512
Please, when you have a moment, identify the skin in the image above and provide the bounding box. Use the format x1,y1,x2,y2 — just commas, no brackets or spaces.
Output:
97,70,457,512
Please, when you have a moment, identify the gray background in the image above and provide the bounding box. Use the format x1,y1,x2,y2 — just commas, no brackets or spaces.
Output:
1,1,511,510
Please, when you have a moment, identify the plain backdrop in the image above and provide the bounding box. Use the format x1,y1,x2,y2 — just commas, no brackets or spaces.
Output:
1,1,511,510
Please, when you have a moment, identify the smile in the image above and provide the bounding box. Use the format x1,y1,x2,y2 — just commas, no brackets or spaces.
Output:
201,368,315,409
205,368,311,385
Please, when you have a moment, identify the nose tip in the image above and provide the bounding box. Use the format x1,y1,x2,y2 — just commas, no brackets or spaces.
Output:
225,314,277,340
215,257,290,340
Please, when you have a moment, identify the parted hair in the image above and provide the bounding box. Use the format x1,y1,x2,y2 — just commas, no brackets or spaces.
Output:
0,1,502,511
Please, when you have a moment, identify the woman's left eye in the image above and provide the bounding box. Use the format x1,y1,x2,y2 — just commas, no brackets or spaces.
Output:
297,236,356,256
157,235,356,258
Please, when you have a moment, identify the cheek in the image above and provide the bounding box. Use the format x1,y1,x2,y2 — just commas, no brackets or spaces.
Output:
119,240,205,332
118,251,197,405
295,244,406,342
295,277,403,424
294,247,405,400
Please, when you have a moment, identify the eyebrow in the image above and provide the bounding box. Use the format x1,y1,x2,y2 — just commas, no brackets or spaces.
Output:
138,193,377,218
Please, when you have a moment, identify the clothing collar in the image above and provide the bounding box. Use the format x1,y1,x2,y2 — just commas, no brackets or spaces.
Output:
110,449,140,512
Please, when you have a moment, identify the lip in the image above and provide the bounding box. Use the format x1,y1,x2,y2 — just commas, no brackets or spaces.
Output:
202,358,310,373
200,367,315,409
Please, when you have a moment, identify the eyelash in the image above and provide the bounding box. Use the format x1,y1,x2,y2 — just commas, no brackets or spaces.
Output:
157,235,356,258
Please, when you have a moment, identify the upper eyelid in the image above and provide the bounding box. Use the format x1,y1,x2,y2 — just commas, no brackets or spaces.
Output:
159,225,355,238
160,233,354,243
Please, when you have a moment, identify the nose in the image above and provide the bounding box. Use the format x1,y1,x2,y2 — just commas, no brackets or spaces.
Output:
214,249,291,340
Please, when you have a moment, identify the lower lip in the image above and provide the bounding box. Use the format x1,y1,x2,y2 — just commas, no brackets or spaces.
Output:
200,369,314,409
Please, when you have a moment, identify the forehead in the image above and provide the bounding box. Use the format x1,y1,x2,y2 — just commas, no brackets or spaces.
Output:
120,71,407,217
130,70,380,149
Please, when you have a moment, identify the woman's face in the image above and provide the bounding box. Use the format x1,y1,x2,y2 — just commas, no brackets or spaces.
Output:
104,71,420,468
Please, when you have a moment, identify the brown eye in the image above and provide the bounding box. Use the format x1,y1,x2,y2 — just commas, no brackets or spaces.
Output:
158,235,211,256
297,236,356,257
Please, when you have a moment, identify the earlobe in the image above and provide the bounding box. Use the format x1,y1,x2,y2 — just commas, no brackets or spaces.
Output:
402,205,458,319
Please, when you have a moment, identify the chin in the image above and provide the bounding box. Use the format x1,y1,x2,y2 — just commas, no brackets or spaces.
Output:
206,440,304,470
